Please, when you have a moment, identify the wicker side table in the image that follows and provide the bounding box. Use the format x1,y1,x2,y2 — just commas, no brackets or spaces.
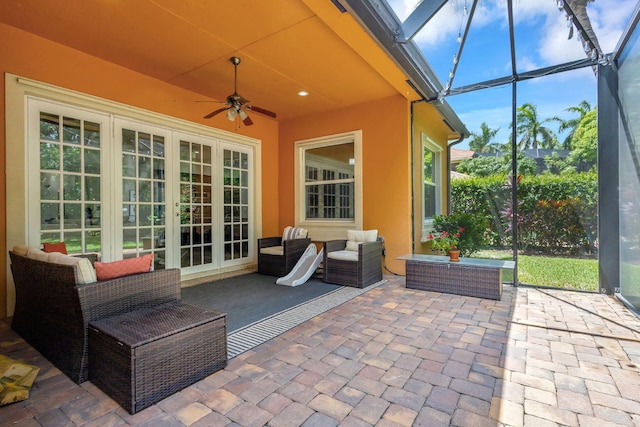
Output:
398,254,515,301
88,301,227,414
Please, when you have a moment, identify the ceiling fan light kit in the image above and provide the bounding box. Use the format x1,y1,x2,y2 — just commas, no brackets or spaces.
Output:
202,56,276,126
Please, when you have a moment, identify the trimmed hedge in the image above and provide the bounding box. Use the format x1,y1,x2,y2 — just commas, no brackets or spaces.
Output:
451,172,598,254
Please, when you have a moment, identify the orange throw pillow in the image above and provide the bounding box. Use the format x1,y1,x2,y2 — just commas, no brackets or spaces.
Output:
43,242,67,254
94,254,154,281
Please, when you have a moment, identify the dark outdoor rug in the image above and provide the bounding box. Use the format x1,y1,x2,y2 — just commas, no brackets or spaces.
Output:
181,273,340,332
181,273,385,359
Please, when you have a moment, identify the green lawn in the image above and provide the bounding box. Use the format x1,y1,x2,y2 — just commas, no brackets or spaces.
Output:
473,250,599,291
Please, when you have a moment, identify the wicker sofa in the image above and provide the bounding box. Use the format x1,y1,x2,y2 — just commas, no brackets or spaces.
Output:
9,251,182,384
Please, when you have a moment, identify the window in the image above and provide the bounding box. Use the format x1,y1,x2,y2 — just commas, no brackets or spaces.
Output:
304,143,354,220
422,135,442,233
295,131,362,238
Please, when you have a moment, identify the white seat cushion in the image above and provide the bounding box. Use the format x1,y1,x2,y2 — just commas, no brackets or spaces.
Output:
327,250,358,261
260,246,284,256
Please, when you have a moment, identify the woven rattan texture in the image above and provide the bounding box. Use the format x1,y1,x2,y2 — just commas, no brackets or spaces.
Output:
257,236,311,277
405,260,503,300
9,251,181,384
89,301,227,414
323,238,383,288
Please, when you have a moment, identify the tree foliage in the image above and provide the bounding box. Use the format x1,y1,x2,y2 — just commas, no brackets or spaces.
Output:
469,122,502,153
461,100,597,177
457,152,537,177
568,109,597,170
551,100,593,149
515,103,558,150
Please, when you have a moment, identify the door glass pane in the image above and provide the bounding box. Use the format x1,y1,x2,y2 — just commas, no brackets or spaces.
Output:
84,121,101,147
63,117,81,144
121,128,165,268
223,147,251,261
38,112,101,256
180,140,215,269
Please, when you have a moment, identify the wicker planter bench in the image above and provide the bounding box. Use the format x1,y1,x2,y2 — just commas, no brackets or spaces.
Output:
88,301,227,414
398,254,515,300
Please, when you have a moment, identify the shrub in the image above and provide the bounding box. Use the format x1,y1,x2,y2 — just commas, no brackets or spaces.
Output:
432,212,488,256
450,172,597,255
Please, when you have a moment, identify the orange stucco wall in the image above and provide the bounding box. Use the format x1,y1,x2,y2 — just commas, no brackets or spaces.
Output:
0,24,280,317
412,100,455,254
279,95,412,274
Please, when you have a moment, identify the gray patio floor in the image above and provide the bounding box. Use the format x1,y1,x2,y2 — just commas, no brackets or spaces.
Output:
1,275,639,426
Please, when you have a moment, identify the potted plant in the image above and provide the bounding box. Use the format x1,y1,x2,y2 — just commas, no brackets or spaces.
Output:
428,229,463,261
431,212,488,257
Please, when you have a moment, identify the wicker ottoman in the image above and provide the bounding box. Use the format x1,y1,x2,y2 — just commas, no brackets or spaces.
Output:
88,301,227,414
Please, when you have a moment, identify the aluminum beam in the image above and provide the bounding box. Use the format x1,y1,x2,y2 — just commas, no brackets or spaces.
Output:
445,57,599,97
395,0,448,43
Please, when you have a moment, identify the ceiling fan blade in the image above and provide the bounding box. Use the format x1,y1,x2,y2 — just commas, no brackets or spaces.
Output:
203,107,229,119
247,105,277,118
242,114,253,126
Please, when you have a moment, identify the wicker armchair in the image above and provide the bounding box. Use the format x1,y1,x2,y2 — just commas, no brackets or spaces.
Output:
258,227,310,277
323,236,383,288
9,251,181,384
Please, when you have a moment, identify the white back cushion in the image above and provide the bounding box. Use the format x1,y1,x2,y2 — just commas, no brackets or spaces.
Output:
345,229,378,251
282,226,308,241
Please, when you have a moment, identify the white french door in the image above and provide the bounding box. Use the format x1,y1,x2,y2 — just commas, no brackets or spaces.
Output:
115,119,171,269
220,143,254,266
175,134,218,273
27,98,256,274
174,137,256,272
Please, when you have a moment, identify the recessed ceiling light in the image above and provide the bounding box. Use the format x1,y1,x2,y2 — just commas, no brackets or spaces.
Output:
298,91,309,97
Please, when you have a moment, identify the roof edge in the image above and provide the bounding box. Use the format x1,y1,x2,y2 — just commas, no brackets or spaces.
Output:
341,0,470,139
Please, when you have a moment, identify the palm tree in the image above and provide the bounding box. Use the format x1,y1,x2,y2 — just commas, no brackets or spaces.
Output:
515,103,558,150
469,122,501,153
552,100,593,149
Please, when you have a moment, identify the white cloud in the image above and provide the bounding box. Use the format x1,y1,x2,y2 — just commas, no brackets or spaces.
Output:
517,56,541,73
521,0,636,65
588,0,637,52
394,0,505,48
388,0,636,64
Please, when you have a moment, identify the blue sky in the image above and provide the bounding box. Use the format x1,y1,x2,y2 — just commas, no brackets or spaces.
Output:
387,0,636,148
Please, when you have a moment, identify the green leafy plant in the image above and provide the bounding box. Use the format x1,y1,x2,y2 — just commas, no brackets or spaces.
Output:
431,212,488,256
428,229,463,252
450,172,597,254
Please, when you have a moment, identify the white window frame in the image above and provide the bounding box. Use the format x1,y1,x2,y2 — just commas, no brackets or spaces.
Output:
422,134,442,239
294,131,363,241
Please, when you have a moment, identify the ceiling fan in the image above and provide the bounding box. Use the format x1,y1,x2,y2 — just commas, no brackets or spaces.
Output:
202,56,277,126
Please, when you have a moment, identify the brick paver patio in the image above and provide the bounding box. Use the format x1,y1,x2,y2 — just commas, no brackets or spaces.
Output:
1,275,640,426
